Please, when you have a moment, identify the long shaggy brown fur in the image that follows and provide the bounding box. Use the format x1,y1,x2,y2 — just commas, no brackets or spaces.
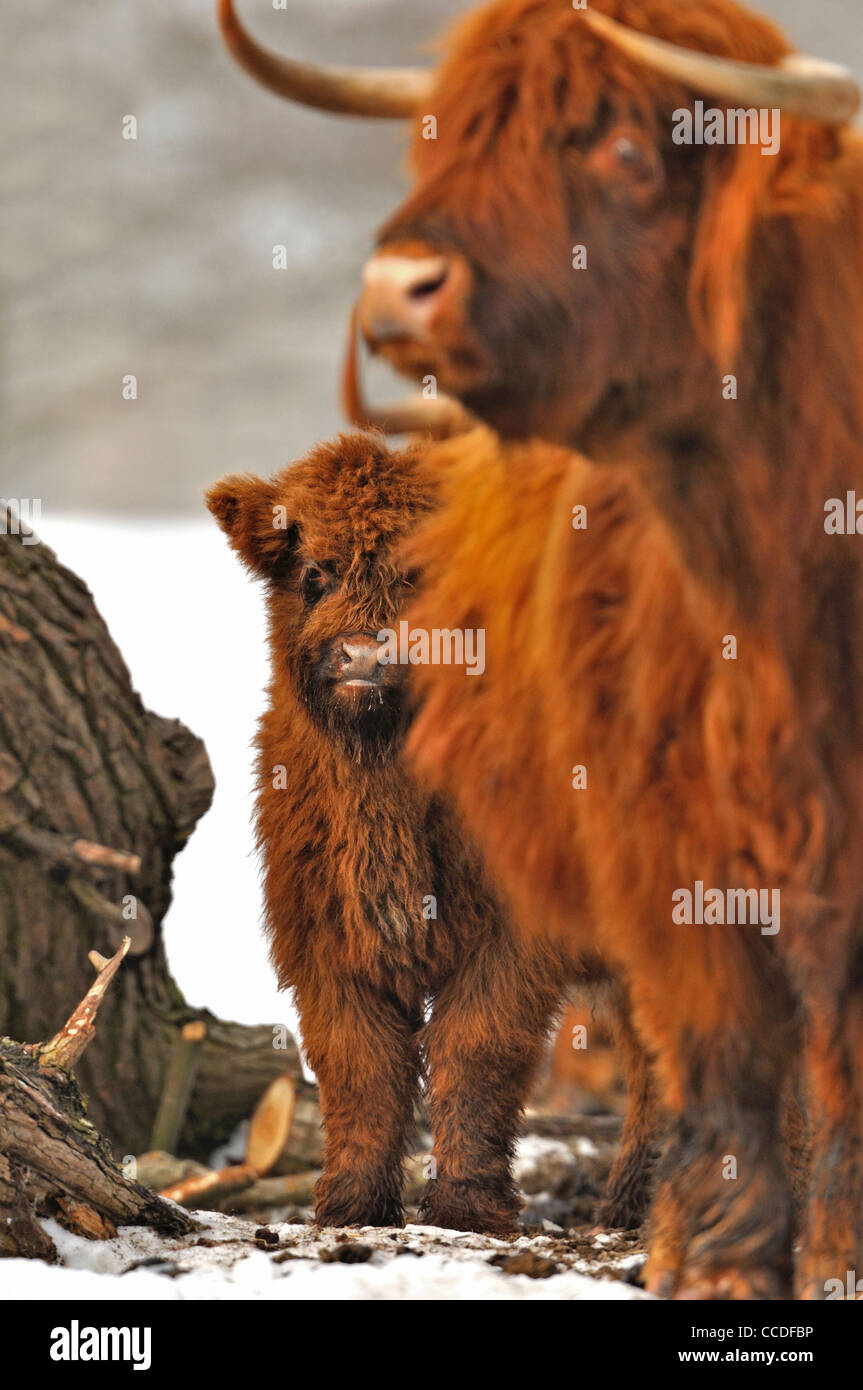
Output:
401,425,851,1298
376,0,843,439
206,433,658,1235
363,0,863,1300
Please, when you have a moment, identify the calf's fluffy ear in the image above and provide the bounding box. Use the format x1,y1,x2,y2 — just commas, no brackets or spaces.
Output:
205,473,294,576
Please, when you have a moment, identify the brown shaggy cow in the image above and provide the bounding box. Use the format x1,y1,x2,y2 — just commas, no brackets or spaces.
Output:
399,427,813,1297
375,5,863,1302
218,0,863,1297
205,433,656,1234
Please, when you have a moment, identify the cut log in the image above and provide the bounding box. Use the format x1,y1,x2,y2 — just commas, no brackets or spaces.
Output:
158,1071,298,1210
245,1074,297,1175
0,514,318,1159
0,941,195,1260
218,1170,319,1214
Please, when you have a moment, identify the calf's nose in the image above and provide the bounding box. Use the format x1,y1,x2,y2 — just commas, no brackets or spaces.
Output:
360,254,450,344
340,638,383,683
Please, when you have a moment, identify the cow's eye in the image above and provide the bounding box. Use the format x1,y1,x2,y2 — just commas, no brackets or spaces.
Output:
611,135,650,172
301,564,328,606
586,127,664,203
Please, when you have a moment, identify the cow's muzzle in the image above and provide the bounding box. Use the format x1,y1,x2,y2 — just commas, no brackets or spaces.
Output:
360,252,454,347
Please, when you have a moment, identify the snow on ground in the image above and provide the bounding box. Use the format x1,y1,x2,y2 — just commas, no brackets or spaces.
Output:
0,1212,652,1302
513,1135,579,1191
0,1134,653,1301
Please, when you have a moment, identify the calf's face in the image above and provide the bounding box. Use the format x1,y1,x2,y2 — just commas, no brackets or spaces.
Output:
283,546,411,762
206,436,430,762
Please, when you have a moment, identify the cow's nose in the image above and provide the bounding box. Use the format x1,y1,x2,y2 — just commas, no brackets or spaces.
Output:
359,254,451,344
340,638,383,684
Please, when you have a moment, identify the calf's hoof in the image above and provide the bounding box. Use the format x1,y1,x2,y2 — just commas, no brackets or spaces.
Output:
314,1171,404,1230
595,1183,652,1232
417,1176,520,1238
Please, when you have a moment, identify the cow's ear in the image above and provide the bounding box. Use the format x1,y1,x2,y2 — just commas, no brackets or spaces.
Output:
205,473,296,576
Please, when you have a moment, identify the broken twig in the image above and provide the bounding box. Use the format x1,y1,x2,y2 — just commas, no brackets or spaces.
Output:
5,823,141,876
36,937,131,1071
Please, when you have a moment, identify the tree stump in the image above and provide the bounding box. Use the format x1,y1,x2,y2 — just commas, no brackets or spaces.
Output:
0,510,317,1160
0,940,195,1259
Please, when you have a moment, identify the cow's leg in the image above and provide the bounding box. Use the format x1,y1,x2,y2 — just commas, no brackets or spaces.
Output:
780,1067,811,1223
596,991,662,1230
296,974,421,1228
796,1004,863,1300
778,890,863,1299
418,936,561,1237
796,1036,861,1299
619,934,797,1300
648,1074,793,1300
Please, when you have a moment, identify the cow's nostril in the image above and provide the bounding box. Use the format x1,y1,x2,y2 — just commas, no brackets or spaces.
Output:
360,254,453,345
408,269,448,301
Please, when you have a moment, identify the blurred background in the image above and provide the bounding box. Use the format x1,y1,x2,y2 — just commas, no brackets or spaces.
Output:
3,0,861,1027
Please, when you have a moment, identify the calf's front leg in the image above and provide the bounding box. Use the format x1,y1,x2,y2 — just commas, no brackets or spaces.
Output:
419,936,560,1237
295,974,421,1228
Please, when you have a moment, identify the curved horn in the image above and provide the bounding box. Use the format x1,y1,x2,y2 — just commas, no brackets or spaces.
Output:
583,10,860,125
218,0,433,118
342,307,475,439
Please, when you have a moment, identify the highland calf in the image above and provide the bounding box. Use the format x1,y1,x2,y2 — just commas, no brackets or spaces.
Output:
206,434,654,1234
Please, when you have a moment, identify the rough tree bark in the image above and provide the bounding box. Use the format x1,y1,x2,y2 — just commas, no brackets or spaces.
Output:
0,511,317,1161
0,940,195,1259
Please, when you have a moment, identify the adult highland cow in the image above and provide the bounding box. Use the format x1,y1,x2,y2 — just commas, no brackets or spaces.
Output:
217,0,863,1298
205,433,655,1234
398,427,811,1299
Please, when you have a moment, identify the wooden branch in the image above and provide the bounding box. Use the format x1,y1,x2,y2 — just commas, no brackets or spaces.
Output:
54,1197,118,1241
0,1052,194,1250
73,839,142,874
36,938,131,1072
4,823,141,876
0,613,31,644
160,1162,258,1210
68,881,154,956
150,1021,208,1153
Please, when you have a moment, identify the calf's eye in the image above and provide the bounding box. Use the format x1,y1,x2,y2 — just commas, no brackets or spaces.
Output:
301,565,327,606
